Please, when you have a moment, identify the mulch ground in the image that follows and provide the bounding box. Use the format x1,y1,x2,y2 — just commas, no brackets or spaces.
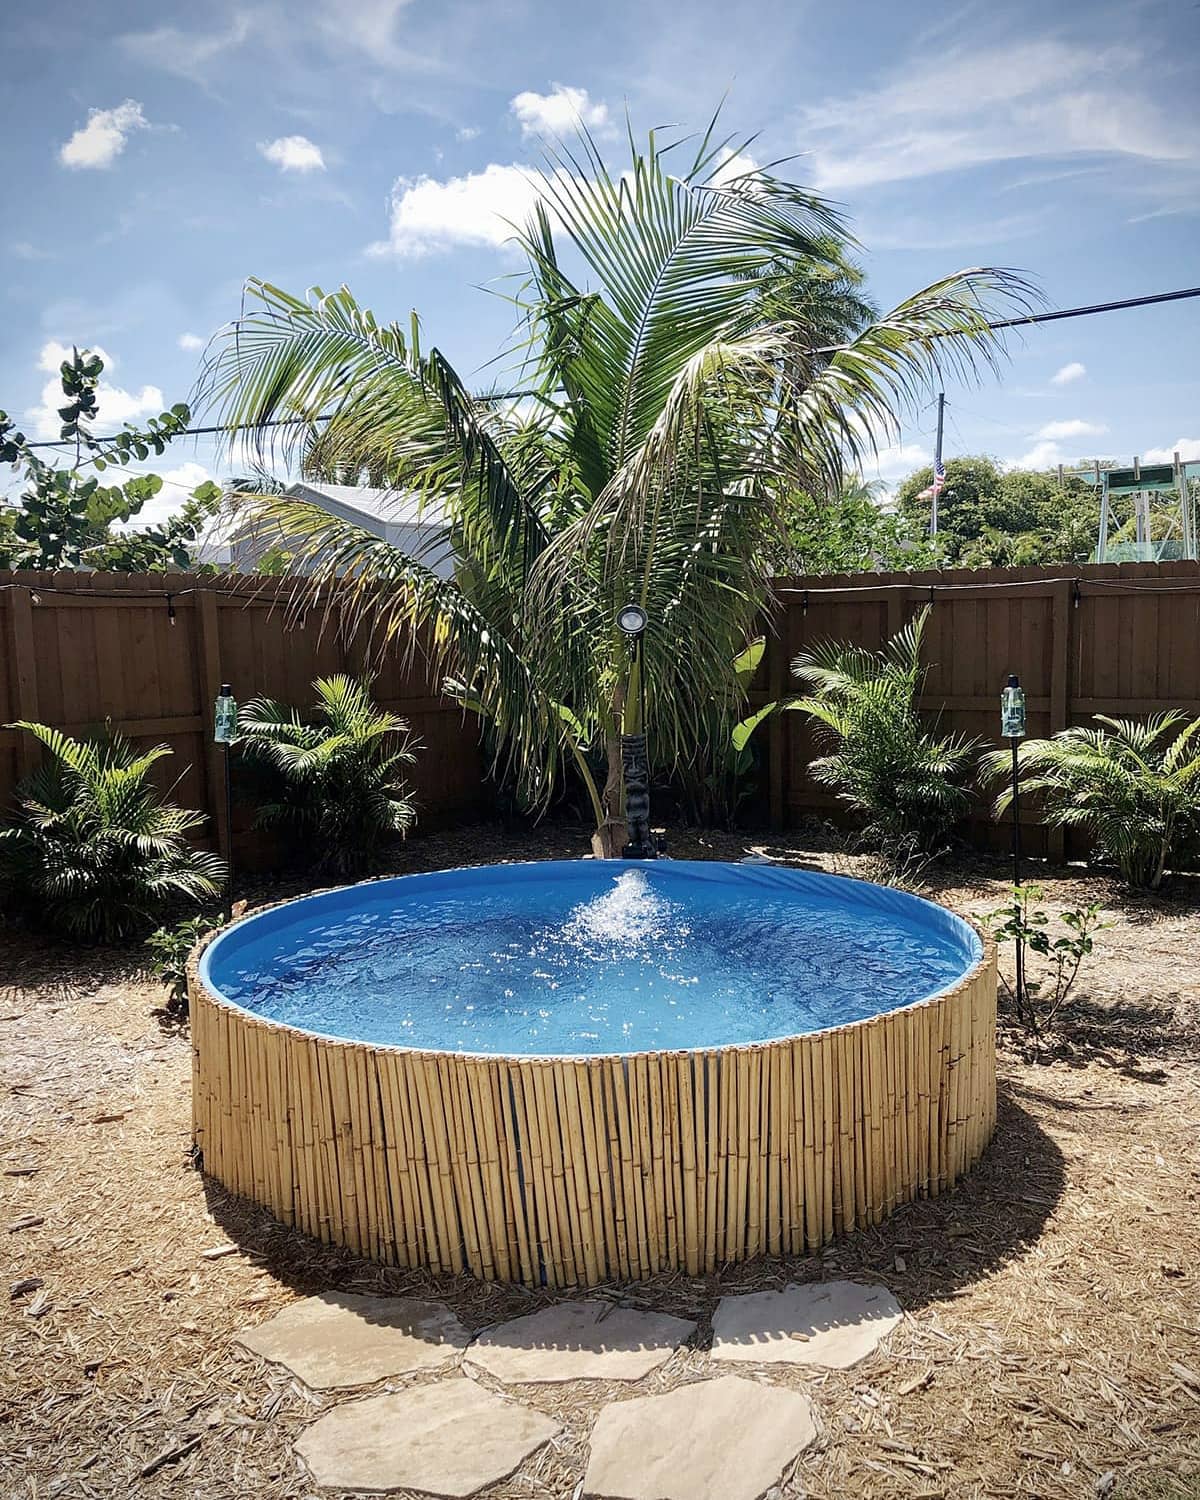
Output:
3,822,1199,1500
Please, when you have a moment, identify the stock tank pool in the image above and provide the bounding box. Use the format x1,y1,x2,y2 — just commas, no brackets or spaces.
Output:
190,860,997,1287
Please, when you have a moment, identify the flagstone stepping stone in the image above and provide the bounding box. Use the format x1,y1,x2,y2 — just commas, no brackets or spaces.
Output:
237,1292,468,1390
711,1279,902,1370
295,1378,560,1495
465,1299,697,1384
582,1374,816,1500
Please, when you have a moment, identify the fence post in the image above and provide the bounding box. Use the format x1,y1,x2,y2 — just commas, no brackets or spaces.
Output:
1047,578,1073,862
196,585,231,861
9,586,42,777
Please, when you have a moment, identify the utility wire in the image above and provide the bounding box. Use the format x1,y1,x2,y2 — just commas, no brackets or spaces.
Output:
19,286,1200,453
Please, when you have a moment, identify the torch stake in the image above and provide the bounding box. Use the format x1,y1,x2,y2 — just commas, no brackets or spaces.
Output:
1011,734,1025,1018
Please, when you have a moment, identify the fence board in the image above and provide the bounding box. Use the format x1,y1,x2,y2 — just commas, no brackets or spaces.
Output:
764,561,1200,860
3,561,1199,867
0,571,486,861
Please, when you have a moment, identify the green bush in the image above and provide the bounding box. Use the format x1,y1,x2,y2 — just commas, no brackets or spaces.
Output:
981,712,1200,890
790,606,978,854
0,723,226,943
237,675,419,876
146,914,215,1015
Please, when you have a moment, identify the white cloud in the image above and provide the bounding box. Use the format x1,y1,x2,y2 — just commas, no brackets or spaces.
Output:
368,161,544,257
9,240,52,262
259,135,326,172
28,342,162,440
709,147,761,187
59,100,149,170
801,41,1196,191
1034,418,1108,441
38,339,114,373
1050,361,1086,386
112,460,217,531
1013,439,1067,470
456,125,481,143
1142,438,1200,464
178,332,206,352
120,16,253,82
510,84,608,139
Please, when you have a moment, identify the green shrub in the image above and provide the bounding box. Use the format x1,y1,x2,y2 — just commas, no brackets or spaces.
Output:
237,675,419,876
988,884,1108,1033
146,914,215,1014
981,712,1200,890
0,723,226,943
790,606,978,853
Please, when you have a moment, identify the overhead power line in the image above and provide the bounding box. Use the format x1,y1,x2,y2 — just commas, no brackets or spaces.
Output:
19,285,1200,453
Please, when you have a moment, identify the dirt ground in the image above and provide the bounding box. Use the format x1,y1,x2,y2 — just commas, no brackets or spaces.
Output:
3,822,1200,1500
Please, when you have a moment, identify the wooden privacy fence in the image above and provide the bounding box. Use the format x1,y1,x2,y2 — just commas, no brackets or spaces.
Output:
4,560,1200,863
0,571,486,860
759,560,1200,859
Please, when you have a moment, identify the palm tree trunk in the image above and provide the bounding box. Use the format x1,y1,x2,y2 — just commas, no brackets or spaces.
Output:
590,732,626,858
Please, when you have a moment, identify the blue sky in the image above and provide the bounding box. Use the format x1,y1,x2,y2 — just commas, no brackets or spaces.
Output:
3,0,1198,524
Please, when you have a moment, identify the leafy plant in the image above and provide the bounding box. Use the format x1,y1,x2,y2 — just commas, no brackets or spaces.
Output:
0,346,220,571
989,884,1108,1033
198,108,1036,855
981,712,1200,890
790,606,979,852
0,724,226,943
146,914,215,1015
236,675,419,875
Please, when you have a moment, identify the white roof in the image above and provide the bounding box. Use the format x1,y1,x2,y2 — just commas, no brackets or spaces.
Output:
286,481,448,529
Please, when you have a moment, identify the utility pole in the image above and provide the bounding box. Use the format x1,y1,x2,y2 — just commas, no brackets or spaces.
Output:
931,391,945,538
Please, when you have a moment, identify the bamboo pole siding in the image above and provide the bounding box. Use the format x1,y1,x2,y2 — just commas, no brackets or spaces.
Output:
189,930,997,1288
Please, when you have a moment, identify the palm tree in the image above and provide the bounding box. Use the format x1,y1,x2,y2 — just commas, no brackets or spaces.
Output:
790,606,980,852
236,675,419,875
198,113,1036,854
981,712,1200,889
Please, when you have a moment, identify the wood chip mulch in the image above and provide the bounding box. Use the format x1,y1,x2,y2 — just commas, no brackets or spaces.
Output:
2,823,1199,1499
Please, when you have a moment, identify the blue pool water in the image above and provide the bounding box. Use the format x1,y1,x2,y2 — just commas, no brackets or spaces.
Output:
200,860,980,1057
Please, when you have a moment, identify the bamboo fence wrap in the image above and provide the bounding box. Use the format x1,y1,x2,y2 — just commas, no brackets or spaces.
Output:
189,933,996,1287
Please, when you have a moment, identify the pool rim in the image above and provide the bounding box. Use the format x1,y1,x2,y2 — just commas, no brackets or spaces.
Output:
191,856,991,1064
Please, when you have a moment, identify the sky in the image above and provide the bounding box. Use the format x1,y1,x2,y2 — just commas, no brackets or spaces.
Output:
2,0,1199,526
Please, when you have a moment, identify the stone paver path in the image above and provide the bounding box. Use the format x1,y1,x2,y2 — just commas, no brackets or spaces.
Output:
582,1374,817,1500
466,1299,696,1384
710,1279,902,1369
237,1292,468,1390
295,1377,560,1496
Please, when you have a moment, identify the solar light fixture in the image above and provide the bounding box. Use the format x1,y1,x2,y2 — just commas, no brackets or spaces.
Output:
616,603,648,637
1001,674,1028,1020
213,683,237,920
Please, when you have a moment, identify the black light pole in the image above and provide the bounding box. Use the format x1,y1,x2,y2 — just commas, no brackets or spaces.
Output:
1001,673,1027,1016
214,683,237,921
616,604,656,860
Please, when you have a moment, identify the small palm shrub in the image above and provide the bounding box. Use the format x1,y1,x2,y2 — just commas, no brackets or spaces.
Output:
0,724,226,943
981,712,1200,890
237,675,419,876
790,606,979,853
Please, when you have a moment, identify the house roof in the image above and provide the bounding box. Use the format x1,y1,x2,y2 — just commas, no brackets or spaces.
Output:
285,481,449,529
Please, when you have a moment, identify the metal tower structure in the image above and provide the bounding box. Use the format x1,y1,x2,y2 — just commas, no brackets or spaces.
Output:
1075,452,1200,562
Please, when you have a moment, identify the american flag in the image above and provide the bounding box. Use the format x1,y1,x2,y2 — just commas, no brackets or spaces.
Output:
917,458,946,501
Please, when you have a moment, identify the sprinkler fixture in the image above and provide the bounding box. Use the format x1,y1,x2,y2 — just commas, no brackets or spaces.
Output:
617,604,657,860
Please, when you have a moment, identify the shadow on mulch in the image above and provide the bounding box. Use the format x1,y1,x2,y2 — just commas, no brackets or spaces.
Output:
200,1084,1065,1340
